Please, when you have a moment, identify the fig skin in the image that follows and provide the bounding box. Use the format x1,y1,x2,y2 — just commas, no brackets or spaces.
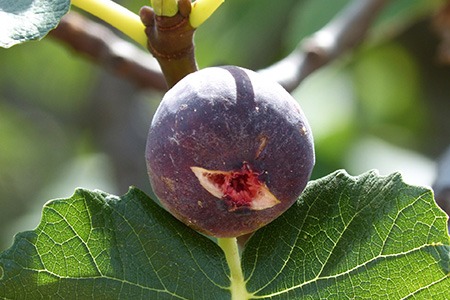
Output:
146,66,315,237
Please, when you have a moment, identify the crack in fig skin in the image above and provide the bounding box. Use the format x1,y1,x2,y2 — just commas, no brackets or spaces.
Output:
146,66,315,237
191,163,280,212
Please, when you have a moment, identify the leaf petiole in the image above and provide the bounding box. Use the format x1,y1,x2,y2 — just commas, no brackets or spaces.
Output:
217,238,252,300
70,0,147,47
190,0,225,28
70,0,225,47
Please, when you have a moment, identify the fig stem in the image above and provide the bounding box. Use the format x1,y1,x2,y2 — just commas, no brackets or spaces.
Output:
71,0,147,47
140,3,198,88
217,238,251,300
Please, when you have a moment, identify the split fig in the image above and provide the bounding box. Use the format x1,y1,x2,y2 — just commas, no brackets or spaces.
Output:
146,66,314,237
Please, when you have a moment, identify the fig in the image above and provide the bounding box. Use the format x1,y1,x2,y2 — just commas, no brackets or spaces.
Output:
146,66,315,237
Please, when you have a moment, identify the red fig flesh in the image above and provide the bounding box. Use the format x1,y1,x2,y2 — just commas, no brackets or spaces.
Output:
191,162,280,212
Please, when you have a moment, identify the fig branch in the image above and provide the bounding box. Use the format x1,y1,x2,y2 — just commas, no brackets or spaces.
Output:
48,12,167,90
56,0,387,91
69,0,225,87
258,0,388,92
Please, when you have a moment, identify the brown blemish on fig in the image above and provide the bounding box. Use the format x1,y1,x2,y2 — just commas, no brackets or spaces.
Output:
191,162,280,212
255,135,268,159
161,176,175,192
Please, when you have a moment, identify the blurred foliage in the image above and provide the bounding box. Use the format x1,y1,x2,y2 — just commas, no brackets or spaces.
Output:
0,0,449,250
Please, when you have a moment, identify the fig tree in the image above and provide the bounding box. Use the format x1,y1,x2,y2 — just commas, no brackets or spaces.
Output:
146,66,315,237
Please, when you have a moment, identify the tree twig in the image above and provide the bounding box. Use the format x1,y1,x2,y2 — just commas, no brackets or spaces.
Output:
49,11,167,91
258,0,388,92
50,0,388,93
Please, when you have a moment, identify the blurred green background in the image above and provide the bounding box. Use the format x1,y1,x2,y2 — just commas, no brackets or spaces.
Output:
1,0,449,250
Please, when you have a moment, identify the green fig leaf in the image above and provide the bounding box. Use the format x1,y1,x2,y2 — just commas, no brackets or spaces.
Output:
0,0,70,48
243,170,450,299
0,188,231,299
0,171,449,299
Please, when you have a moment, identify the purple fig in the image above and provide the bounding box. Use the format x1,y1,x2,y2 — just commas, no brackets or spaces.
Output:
146,66,314,237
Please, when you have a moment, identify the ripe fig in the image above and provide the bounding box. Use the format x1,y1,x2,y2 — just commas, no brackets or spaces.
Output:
146,66,314,237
